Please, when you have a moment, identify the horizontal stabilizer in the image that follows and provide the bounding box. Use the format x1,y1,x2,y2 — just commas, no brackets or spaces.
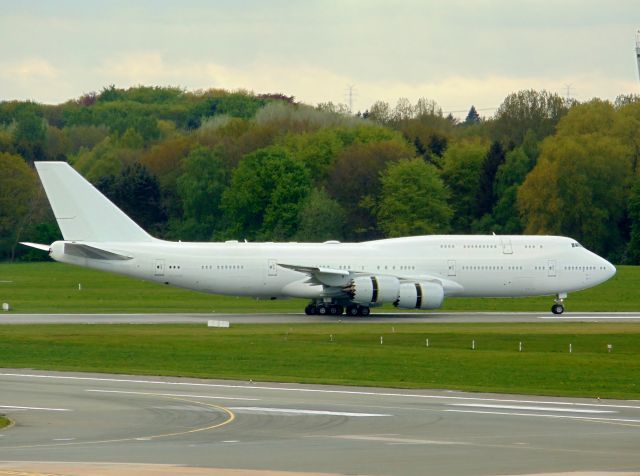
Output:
63,243,132,261
20,242,51,252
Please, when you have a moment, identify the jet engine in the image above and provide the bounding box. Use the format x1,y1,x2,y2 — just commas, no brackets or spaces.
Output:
343,276,400,305
394,281,444,310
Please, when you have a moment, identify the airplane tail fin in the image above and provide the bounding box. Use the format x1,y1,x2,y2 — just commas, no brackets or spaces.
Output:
34,161,154,243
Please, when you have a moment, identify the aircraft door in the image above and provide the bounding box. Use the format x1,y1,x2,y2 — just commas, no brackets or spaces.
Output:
447,260,456,277
501,237,513,254
547,259,557,277
267,259,278,277
154,259,165,277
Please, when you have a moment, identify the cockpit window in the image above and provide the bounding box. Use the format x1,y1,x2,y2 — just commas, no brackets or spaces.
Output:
571,242,582,248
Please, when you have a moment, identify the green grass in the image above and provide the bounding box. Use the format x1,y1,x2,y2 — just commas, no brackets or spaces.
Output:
0,416,9,429
0,262,638,313
0,323,639,399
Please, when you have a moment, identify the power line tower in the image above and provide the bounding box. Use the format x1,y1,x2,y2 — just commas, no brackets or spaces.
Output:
636,30,640,81
345,85,356,114
564,83,574,102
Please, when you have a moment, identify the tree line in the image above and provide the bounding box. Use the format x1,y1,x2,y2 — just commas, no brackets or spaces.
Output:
1,85,639,263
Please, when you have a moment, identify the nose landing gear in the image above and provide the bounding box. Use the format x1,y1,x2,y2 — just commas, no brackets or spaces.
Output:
551,293,567,315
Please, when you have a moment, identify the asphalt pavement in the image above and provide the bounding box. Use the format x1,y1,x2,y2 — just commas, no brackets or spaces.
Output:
1,370,639,476
2,311,640,324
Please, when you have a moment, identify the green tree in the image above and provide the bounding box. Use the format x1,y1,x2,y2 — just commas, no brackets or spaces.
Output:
490,146,535,233
493,90,568,146
518,134,630,256
13,108,46,162
278,128,343,178
440,140,488,232
96,163,165,233
175,146,229,240
327,139,414,240
377,158,452,237
465,106,480,125
0,153,39,260
625,180,640,264
221,146,311,240
476,141,506,218
296,188,346,242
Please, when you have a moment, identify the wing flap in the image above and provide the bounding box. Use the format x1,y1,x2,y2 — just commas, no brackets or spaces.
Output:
277,263,351,287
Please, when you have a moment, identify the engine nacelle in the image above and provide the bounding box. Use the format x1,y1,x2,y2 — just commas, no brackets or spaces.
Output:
344,275,400,305
394,281,444,310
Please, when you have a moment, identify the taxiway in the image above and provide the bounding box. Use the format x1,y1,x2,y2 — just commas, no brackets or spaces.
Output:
1,370,639,475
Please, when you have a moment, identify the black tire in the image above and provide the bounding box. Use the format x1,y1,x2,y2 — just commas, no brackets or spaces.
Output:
358,306,370,317
347,305,359,316
335,305,344,315
329,305,339,315
305,304,316,316
551,304,564,315
318,305,328,315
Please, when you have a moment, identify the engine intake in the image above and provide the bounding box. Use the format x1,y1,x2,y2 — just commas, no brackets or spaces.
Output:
394,281,444,310
343,276,400,305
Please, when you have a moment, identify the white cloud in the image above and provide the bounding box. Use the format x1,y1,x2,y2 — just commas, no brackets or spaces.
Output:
2,58,59,80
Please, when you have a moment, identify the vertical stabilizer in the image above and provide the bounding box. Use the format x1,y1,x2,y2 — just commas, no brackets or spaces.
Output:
636,30,640,81
35,162,154,243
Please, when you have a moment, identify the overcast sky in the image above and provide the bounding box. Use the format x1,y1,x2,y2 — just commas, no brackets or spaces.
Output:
1,0,639,117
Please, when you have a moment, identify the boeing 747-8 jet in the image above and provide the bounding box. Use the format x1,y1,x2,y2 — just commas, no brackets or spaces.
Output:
22,162,616,316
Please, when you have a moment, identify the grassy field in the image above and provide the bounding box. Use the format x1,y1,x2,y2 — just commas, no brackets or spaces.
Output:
0,261,638,313
0,416,9,429
0,323,639,399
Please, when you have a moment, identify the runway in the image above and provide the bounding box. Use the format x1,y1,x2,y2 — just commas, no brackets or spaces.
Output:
3,311,640,324
1,370,639,476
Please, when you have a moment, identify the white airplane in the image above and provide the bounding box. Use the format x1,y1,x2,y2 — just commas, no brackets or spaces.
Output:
22,162,616,316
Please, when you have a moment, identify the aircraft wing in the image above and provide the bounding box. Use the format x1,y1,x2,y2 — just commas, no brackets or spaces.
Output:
277,263,350,287
278,262,464,295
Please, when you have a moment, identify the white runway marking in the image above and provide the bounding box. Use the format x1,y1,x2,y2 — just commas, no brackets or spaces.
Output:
0,405,70,412
85,389,260,401
451,403,616,414
228,407,391,417
538,316,640,320
445,409,640,424
3,372,640,410
328,434,467,445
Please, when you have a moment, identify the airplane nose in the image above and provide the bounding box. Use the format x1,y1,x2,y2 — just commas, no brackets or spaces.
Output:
603,258,616,280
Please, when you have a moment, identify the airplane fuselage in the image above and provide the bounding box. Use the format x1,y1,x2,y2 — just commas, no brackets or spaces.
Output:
49,234,615,301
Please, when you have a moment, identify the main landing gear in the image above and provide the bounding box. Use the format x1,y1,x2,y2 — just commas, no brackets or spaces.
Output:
551,293,567,315
305,303,343,316
305,302,371,317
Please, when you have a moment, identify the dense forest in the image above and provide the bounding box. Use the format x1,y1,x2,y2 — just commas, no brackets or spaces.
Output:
1,85,640,263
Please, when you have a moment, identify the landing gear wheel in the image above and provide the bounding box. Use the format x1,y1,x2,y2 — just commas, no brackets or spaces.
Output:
347,305,359,316
328,305,339,316
304,304,317,316
358,306,370,317
335,305,344,315
318,305,328,315
551,304,565,315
